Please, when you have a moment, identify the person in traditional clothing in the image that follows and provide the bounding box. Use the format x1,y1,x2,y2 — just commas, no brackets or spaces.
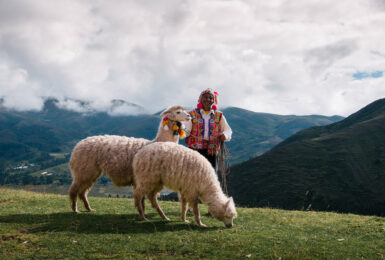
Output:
184,88,232,169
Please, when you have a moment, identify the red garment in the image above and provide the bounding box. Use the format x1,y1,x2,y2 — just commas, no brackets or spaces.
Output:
186,109,223,155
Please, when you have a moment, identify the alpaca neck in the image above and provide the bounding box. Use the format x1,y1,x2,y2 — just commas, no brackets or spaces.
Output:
153,120,180,143
200,181,227,210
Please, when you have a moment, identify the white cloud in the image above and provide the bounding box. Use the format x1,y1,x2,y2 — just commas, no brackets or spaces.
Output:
0,0,384,116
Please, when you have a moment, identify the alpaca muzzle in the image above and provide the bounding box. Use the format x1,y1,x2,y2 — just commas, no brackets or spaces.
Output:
225,222,233,228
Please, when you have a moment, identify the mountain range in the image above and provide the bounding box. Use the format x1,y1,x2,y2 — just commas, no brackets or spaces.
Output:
3,97,385,216
228,98,385,216
0,98,343,167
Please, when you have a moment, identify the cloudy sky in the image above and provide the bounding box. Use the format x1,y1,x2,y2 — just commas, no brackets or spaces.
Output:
1,0,385,116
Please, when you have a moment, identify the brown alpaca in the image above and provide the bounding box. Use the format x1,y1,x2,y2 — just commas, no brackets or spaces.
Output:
69,105,190,213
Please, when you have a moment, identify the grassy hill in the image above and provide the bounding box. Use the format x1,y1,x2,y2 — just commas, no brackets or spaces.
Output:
228,98,385,216
0,188,384,259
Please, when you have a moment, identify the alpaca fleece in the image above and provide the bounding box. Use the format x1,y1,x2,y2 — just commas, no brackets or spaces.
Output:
70,135,150,187
133,142,237,227
68,105,191,213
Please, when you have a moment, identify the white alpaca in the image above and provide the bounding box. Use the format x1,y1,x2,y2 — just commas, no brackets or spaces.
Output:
133,142,237,228
69,105,190,213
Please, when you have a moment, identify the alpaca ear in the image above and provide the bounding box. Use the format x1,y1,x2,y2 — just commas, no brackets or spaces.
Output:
225,197,237,217
226,197,234,207
224,199,231,214
160,108,170,117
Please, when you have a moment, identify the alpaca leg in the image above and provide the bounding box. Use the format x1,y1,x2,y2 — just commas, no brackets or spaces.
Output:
141,197,147,217
78,170,101,212
180,195,189,223
149,192,170,221
70,166,101,213
79,186,95,212
192,199,206,227
69,181,80,213
134,189,148,221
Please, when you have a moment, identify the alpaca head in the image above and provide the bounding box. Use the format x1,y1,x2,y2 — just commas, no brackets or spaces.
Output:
210,197,237,228
161,105,191,122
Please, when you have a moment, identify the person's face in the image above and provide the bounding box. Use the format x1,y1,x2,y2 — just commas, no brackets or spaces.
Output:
201,93,215,111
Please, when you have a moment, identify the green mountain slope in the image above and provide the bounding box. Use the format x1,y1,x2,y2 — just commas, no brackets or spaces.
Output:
224,107,343,163
0,110,56,164
228,98,385,216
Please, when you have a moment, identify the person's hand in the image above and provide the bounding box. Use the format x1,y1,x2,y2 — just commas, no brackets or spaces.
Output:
218,134,226,142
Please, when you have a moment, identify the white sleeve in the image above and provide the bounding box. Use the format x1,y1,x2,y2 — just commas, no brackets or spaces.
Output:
219,114,232,142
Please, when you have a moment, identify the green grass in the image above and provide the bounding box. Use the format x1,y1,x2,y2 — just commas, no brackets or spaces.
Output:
0,188,384,259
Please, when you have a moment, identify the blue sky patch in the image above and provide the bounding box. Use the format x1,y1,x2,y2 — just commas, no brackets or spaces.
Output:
353,71,383,79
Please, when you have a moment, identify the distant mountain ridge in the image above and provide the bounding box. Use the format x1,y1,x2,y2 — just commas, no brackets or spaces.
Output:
0,98,343,167
228,98,385,216
223,107,343,163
